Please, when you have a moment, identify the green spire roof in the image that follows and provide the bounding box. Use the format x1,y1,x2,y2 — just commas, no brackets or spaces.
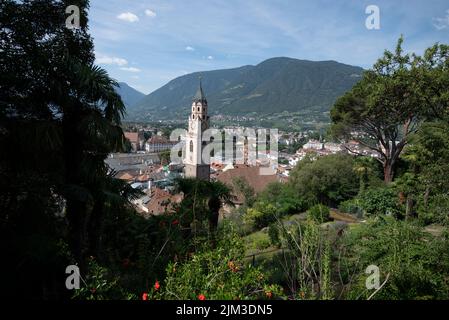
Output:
193,78,207,103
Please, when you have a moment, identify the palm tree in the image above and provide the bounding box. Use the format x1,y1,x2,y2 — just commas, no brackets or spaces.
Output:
353,157,374,194
175,178,234,235
207,181,235,234
54,59,129,263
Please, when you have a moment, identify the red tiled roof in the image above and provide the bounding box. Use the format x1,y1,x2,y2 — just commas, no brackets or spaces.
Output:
145,188,182,216
124,132,139,143
147,135,171,144
216,165,279,203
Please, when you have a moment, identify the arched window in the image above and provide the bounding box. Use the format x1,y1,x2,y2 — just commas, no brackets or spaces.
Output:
190,141,194,153
197,107,200,112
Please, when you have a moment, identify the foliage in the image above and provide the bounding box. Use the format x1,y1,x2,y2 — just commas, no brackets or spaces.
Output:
339,217,449,300
268,223,281,247
358,187,402,218
399,121,449,224
154,223,284,300
307,204,331,224
0,0,132,298
417,194,449,226
276,220,334,299
244,202,278,230
175,178,234,235
289,154,359,207
72,258,135,300
338,199,364,218
232,177,256,207
257,182,307,215
331,37,449,182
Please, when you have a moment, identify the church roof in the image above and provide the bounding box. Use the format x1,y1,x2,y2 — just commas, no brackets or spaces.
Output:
193,79,207,103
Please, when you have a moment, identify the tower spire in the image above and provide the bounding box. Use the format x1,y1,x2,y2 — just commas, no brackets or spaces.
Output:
193,76,207,103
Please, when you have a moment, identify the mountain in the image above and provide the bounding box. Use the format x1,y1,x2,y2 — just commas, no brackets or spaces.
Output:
128,57,363,122
115,82,145,108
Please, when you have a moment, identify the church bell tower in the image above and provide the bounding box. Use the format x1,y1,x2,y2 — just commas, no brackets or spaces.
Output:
184,79,210,181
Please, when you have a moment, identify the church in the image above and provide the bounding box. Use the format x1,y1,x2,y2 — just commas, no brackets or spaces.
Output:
183,80,211,181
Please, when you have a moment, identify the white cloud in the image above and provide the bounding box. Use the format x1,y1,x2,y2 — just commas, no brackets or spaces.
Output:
95,53,128,66
145,9,157,18
117,12,139,23
207,55,214,60
433,10,449,30
120,67,142,73
185,46,195,51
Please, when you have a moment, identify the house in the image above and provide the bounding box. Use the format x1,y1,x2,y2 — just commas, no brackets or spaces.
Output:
145,188,183,217
324,142,343,153
216,165,280,205
124,131,145,152
303,139,324,150
145,135,176,153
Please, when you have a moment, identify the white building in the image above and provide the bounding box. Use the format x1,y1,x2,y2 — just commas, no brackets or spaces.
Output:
303,139,324,150
145,135,175,153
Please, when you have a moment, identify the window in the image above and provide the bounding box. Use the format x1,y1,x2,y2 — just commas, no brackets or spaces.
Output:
190,140,194,152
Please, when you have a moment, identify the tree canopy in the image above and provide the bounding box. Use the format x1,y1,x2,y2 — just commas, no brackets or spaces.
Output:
331,37,449,182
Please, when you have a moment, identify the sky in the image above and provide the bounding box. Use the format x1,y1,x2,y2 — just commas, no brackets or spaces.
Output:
89,0,449,94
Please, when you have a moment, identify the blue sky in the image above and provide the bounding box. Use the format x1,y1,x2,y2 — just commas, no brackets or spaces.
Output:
89,0,449,94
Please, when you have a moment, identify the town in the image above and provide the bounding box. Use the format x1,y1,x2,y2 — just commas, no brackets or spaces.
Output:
112,82,381,218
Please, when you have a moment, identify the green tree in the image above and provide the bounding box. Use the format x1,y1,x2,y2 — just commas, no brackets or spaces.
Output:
331,37,449,182
289,154,359,207
175,178,234,235
0,0,132,297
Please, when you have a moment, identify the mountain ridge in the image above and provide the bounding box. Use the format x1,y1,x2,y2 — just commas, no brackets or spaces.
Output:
115,82,145,109
125,57,364,122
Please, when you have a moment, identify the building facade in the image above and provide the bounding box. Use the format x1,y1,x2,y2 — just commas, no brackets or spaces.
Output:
184,80,210,181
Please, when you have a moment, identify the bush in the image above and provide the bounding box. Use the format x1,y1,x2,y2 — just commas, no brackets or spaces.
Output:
358,187,402,218
154,223,284,300
340,217,449,300
289,154,359,207
268,223,280,247
244,202,278,229
307,205,331,224
418,194,449,226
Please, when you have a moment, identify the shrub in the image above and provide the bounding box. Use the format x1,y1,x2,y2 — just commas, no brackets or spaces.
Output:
358,187,402,218
289,154,359,207
418,194,449,226
268,223,280,247
307,204,331,224
339,217,449,300
154,223,284,300
244,202,278,229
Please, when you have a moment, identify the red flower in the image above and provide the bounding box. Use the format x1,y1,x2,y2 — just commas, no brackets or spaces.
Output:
172,219,179,226
198,294,206,300
142,292,149,300
265,291,272,299
154,280,160,291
